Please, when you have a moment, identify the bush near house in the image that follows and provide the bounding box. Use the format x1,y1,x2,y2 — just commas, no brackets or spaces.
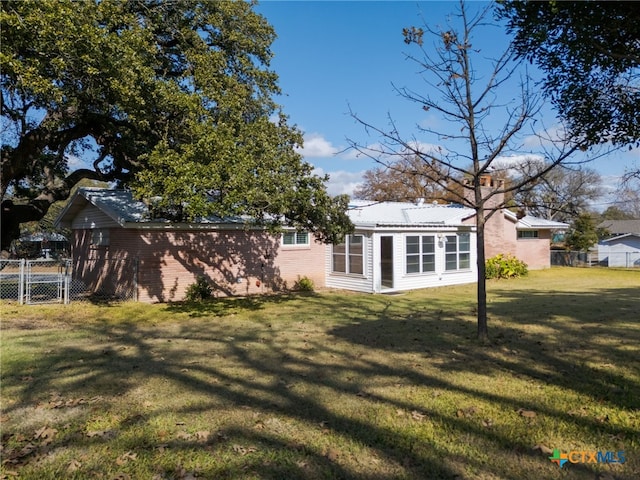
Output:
485,253,528,279
184,276,213,302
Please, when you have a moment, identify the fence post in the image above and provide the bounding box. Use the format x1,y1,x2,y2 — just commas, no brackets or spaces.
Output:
64,259,71,304
134,257,138,302
18,259,25,305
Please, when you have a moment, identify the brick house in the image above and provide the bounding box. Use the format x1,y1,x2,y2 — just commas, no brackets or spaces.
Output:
56,184,566,301
56,188,325,302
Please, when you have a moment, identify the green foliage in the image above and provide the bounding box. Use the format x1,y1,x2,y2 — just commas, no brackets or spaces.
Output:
498,1,640,148
184,276,212,302
565,213,599,252
485,254,528,279
294,276,315,292
0,0,353,250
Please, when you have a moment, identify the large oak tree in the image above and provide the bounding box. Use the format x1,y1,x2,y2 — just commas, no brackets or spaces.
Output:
1,0,352,252
498,1,640,149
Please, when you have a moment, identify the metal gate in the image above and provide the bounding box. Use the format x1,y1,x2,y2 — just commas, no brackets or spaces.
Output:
24,259,71,304
0,259,71,304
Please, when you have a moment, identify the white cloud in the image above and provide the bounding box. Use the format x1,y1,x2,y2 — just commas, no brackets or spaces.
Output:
314,168,364,197
523,124,570,149
404,141,448,157
488,154,546,178
297,133,339,158
342,140,447,163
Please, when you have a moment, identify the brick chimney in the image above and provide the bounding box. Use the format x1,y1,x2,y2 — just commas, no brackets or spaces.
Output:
464,174,516,258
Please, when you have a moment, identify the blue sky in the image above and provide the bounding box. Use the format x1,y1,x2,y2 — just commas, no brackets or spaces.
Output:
255,1,639,208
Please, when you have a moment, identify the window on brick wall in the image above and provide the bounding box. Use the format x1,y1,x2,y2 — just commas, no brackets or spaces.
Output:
517,230,539,239
91,229,110,246
282,231,309,246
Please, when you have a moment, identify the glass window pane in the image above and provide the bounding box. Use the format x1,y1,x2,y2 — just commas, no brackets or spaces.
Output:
334,243,346,254
459,253,470,269
349,240,363,255
406,254,420,274
296,232,309,244
349,255,363,274
422,236,435,253
459,233,470,251
422,255,435,272
283,232,295,245
445,236,457,252
445,254,457,271
349,234,363,244
406,236,419,254
333,254,346,272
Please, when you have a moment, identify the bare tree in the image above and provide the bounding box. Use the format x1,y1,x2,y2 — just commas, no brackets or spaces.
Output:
348,1,612,341
615,173,640,218
509,163,603,222
353,154,450,203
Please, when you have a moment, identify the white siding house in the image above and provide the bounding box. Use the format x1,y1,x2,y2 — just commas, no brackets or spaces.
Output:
325,201,477,293
598,233,640,267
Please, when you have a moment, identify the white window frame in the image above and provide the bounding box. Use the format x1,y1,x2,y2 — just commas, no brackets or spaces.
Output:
445,232,471,271
405,235,436,275
91,229,110,246
281,231,310,247
332,234,364,275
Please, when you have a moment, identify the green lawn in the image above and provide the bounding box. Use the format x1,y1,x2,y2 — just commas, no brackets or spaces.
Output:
1,268,639,479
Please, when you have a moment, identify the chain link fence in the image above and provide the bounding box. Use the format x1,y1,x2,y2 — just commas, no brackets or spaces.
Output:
0,257,137,304
551,250,640,268
550,251,596,267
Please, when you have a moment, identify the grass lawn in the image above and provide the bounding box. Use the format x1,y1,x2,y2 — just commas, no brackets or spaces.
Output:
1,267,639,479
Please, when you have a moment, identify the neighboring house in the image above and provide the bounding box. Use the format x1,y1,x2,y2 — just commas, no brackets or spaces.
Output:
56,180,566,302
598,234,640,267
598,219,640,237
13,232,70,259
597,220,640,267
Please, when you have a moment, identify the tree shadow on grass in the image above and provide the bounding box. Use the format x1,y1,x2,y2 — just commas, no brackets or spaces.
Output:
2,285,639,479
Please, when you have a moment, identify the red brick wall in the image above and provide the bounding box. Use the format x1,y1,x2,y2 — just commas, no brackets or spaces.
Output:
72,228,327,302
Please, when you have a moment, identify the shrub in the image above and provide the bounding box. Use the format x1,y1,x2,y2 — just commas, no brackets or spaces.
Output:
294,276,315,292
485,254,528,279
185,275,212,301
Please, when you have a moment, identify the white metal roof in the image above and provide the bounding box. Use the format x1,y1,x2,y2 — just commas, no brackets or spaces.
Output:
503,210,569,230
346,199,475,228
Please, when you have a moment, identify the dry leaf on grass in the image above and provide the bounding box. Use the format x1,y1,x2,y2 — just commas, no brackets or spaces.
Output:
67,459,82,472
325,448,340,461
456,406,478,418
34,426,57,444
517,408,536,418
532,444,553,455
86,429,117,440
116,451,137,465
232,444,258,455
411,410,426,421
175,431,192,441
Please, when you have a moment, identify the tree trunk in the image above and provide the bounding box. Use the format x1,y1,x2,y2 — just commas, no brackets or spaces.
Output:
476,211,489,342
